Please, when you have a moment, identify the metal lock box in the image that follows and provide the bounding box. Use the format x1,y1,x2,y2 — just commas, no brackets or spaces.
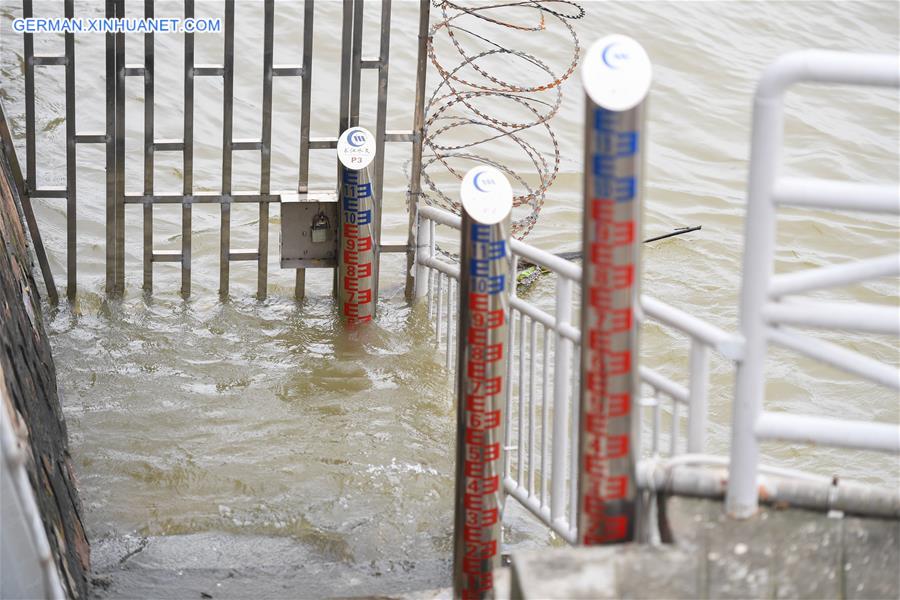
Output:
280,191,339,269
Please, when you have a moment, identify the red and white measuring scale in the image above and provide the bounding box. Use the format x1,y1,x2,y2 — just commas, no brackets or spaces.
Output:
338,126,378,324
452,166,513,599
578,34,652,545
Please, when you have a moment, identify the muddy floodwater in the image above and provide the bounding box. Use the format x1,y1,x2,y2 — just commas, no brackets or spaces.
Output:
1,0,897,594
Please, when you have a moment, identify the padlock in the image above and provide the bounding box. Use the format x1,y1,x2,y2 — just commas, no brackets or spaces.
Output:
311,212,330,244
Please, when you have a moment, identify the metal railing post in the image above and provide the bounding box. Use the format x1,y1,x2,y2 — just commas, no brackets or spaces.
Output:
576,35,651,545
104,0,116,297
725,65,785,520
452,166,513,600
687,342,710,453
338,127,378,324
404,0,431,301
550,276,572,528
413,207,431,298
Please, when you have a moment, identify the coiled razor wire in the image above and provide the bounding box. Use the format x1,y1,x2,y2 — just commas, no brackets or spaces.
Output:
419,0,584,246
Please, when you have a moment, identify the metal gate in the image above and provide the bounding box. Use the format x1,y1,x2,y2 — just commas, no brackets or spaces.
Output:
5,0,429,302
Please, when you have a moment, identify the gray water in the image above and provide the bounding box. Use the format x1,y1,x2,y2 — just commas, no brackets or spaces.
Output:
1,0,898,594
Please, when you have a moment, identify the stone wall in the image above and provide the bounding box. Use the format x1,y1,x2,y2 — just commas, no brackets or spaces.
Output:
0,142,89,597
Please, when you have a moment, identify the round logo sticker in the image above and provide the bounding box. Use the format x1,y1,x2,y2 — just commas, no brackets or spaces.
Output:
581,35,652,112
460,166,513,225
338,127,376,169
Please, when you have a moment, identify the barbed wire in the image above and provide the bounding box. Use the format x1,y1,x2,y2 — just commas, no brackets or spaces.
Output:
419,0,584,244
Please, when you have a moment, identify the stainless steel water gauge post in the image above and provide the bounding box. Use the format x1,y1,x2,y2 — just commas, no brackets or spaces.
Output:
577,34,652,545
452,166,514,599
337,126,379,324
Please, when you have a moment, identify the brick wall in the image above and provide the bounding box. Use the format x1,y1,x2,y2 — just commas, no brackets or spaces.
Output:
0,142,89,598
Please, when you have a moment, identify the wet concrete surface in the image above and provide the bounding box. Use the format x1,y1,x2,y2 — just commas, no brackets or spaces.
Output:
90,532,452,599
510,497,900,599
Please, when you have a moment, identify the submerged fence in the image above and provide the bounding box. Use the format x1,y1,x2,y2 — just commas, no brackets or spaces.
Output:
5,0,431,301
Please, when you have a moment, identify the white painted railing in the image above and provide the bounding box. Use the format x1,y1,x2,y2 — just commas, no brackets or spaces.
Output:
726,50,900,517
1,384,65,599
415,203,740,542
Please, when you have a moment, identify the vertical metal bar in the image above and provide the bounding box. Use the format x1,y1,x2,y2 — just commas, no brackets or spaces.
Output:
105,0,117,295
550,276,572,526
372,0,391,258
297,0,314,192
257,0,275,299
64,0,77,301
295,0,315,300
503,257,517,482
435,271,443,341
338,0,353,139
576,35,651,546
413,208,432,297
569,349,580,529
143,0,155,293
23,0,35,195
528,317,537,495
652,392,660,455
517,311,525,486
541,327,550,507
334,0,355,300
182,0,194,298
688,342,710,453
726,51,796,521
348,0,363,127
445,277,453,369
670,400,680,455
452,167,513,600
404,0,430,299
426,264,433,321
114,0,125,293
219,0,235,297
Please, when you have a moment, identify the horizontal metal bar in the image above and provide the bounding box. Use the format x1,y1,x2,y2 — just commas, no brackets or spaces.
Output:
151,251,182,263
30,187,67,198
308,137,338,149
637,459,900,518
124,64,145,77
642,295,744,359
763,300,900,335
153,139,184,152
32,55,66,66
510,238,583,282
231,139,262,151
769,253,900,298
123,192,287,204
503,478,577,545
192,64,225,77
512,296,556,336
639,365,689,404
75,133,107,144
418,204,460,228
360,57,382,69
420,254,458,278
773,177,900,214
419,206,583,281
229,250,259,261
380,244,408,253
758,50,899,101
420,253,581,344
385,130,415,142
272,65,304,77
756,411,900,453
767,326,900,390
